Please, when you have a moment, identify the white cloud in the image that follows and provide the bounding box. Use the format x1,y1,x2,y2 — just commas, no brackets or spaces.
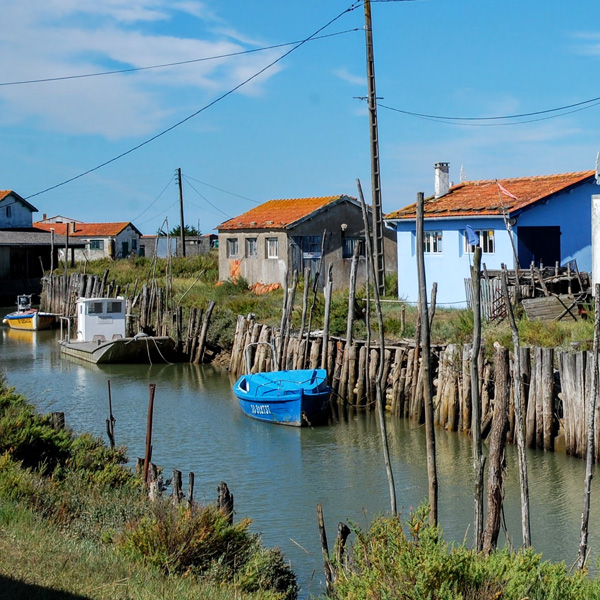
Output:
0,1,283,138
333,67,365,86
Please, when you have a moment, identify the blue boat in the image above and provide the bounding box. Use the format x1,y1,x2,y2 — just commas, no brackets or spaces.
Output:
233,342,330,426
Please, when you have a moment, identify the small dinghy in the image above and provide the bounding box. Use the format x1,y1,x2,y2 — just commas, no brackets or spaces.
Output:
2,295,56,331
233,342,330,426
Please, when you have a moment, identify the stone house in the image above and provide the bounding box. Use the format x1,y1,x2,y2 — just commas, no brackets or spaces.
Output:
217,194,397,290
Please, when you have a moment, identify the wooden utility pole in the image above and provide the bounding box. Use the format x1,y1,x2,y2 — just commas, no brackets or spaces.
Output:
364,0,385,296
416,191,438,525
177,168,186,257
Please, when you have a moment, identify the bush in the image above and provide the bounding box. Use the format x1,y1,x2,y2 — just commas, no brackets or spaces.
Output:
119,501,297,598
330,506,600,600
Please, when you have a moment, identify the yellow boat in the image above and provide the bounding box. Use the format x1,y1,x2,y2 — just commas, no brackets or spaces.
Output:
2,295,56,331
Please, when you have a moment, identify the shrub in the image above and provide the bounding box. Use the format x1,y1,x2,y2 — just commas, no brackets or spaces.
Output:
330,506,600,600
118,501,297,598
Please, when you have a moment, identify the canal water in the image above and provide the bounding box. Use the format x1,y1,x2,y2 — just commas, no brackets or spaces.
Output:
1,324,600,595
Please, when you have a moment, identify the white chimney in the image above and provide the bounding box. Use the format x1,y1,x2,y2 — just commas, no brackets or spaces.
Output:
434,162,450,198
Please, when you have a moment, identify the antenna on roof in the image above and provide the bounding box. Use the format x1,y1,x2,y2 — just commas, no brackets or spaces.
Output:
460,165,465,182
595,151,600,185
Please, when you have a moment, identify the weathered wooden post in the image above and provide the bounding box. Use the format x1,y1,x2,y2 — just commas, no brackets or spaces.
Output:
578,284,600,570
172,469,183,505
501,269,531,547
358,178,397,515
416,190,438,525
106,379,116,449
217,481,234,525
316,503,334,592
142,384,156,485
321,264,334,371
470,246,484,550
483,344,510,554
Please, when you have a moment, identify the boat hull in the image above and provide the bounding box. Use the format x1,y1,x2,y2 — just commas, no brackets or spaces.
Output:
60,336,176,364
233,369,330,426
2,310,55,331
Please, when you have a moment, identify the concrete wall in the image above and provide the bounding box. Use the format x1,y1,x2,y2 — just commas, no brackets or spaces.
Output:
0,194,35,228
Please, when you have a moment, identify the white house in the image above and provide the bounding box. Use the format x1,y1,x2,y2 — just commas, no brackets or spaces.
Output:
34,221,142,260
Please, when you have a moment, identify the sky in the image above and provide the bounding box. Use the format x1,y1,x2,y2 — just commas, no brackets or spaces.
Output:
2,0,600,235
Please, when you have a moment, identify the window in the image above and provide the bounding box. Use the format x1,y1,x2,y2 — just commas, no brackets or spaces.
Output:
5,206,11,218
342,237,366,258
90,240,104,250
88,302,104,315
107,301,123,314
423,231,443,254
246,238,257,257
131,239,137,250
465,229,495,254
266,238,278,258
227,238,238,258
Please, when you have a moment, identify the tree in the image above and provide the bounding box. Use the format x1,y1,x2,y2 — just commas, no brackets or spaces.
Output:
165,225,200,237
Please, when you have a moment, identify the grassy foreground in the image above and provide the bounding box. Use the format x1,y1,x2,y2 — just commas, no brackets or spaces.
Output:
0,377,297,600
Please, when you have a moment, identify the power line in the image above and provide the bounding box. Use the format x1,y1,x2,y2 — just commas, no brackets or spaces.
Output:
0,29,361,87
25,2,362,201
182,175,260,204
130,176,176,224
375,93,600,124
182,176,233,219
377,100,600,127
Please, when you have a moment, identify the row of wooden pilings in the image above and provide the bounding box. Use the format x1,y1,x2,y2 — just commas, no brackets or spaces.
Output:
41,271,215,363
230,314,598,461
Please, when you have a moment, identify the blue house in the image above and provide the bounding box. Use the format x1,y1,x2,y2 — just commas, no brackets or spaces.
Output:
384,164,599,306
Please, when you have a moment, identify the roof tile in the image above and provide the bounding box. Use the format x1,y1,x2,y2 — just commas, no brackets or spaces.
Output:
33,222,131,236
385,170,595,220
217,195,353,230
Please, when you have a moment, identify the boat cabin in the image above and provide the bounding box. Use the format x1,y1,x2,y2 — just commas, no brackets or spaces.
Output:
75,297,126,342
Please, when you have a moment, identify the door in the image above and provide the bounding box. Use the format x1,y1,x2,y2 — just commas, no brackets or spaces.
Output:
290,235,323,283
517,226,561,268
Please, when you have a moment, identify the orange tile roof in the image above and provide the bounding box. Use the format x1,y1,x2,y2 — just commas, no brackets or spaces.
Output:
217,195,354,230
33,222,131,236
385,170,595,220
0,190,12,201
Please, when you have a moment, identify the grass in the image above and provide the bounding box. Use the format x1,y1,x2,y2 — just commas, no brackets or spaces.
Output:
0,379,297,600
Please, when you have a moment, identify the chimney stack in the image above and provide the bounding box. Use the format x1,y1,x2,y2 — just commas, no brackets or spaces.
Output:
434,162,450,198
70,221,76,234
42,213,47,220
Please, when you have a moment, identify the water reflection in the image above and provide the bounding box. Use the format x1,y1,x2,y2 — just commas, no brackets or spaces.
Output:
1,325,600,594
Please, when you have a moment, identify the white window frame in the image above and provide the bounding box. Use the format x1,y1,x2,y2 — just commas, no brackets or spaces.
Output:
266,237,279,259
227,238,239,258
464,229,495,254
423,231,443,254
246,237,258,258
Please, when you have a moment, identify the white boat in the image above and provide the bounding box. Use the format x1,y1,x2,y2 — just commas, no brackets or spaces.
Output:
60,297,175,364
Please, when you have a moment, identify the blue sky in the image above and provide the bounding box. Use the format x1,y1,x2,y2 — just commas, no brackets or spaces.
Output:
2,0,600,235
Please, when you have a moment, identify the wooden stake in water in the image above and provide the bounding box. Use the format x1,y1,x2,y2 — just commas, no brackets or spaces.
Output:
142,384,156,485
106,379,116,449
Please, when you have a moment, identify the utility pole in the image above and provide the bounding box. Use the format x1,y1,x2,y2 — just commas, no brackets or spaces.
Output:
364,0,385,296
177,167,186,257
